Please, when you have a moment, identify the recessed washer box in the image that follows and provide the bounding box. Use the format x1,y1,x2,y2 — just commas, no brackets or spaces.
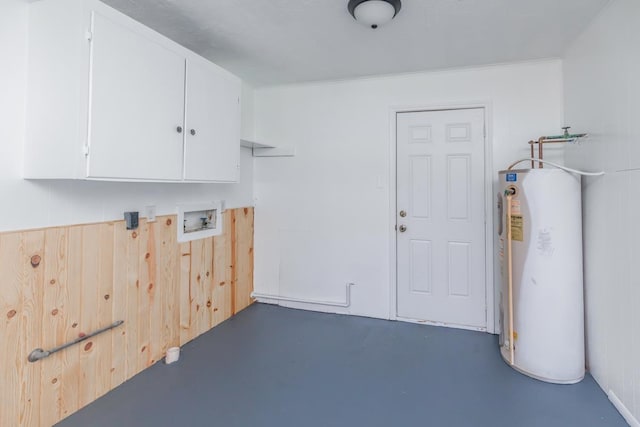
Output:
177,202,223,242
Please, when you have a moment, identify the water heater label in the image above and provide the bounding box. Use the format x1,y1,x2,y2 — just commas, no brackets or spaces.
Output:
506,173,517,182
510,215,524,242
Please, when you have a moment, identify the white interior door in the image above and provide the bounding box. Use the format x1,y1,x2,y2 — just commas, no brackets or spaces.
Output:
87,11,185,180
396,108,486,328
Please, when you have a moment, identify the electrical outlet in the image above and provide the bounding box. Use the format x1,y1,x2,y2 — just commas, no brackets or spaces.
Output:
146,205,156,222
124,212,139,230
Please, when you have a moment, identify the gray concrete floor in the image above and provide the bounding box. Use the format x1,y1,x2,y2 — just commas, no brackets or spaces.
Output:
57,303,626,427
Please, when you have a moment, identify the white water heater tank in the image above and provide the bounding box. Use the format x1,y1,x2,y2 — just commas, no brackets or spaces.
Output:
498,168,584,384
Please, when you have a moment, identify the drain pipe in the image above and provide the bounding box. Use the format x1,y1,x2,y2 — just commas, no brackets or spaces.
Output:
505,189,515,366
507,158,605,176
251,282,355,308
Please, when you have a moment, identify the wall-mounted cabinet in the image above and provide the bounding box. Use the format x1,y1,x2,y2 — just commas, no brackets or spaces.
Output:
184,60,240,182
24,0,240,183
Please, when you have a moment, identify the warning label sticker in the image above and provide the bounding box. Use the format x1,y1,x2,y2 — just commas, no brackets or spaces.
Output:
510,199,521,215
510,215,524,242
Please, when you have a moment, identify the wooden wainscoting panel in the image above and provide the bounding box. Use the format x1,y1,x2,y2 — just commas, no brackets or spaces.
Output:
0,207,253,427
136,219,151,373
179,241,192,347
111,223,129,389
118,224,141,382
234,208,255,314
158,217,180,354
147,221,163,366
78,224,100,408
202,236,214,336
59,227,83,420
189,237,206,342
212,211,233,327
0,232,24,427
95,223,115,400
40,228,67,426
21,230,46,427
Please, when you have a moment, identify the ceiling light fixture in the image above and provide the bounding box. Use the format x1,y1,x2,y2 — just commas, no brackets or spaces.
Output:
348,0,402,29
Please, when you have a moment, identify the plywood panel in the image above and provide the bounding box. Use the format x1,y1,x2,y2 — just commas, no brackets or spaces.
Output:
40,228,67,426
60,227,82,419
212,211,233,326
137,219,152,371
122,227,140,379
179,241,191,346
157,217,179,356
111,223,130,389
234,208,255,314
95,223,115,399
0,208,253,427
21,230,46,427
0,233,23,427
146,221,163,366
203,237,214,333
230,210,238,314
78,225,100,408
189,237,204,342
189,236,212,341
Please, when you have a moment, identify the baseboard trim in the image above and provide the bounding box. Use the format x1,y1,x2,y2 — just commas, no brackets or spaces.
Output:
609,390,640,427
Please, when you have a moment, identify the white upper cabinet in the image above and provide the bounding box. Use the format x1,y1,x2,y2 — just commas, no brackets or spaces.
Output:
184,59,241,182
24,0,241,183
88,12,186,180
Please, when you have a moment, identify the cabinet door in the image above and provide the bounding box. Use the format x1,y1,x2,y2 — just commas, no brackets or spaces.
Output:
184,59,240,182
87,11,185,180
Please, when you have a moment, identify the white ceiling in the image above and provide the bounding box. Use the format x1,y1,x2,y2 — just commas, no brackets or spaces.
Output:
101,0,609,86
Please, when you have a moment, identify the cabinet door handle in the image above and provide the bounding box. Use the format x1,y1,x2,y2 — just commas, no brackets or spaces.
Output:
190,129,196,136
176,126,183,134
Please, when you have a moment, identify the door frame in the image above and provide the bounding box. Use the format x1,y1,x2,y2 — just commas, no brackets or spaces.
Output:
388,101,496,333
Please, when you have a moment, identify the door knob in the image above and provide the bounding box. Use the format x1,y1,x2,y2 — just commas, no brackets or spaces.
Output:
176,126,183,133
399,225,407,232
190,129,196,136
399,210,407,217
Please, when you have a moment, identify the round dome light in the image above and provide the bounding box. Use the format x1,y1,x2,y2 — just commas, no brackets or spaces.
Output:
348,0,402,29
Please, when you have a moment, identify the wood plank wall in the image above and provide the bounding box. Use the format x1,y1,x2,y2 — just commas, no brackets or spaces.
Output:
0,207,254,427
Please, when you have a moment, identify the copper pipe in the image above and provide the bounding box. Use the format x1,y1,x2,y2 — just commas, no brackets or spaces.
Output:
538,137,545,168
530,141,535,169
528,139,569,144
506,194,515,365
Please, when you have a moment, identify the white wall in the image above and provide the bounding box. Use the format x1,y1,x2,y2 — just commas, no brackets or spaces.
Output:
564,0,640,424
253,60,565,321
0,0,254,233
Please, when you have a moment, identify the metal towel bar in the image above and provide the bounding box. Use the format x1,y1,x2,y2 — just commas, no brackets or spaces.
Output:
28,320,124,363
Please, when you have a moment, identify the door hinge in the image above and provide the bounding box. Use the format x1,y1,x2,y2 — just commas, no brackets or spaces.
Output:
85,30,93,42
83,145,90,156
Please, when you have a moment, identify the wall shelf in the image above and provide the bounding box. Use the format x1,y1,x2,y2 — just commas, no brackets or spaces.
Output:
252,147,296,157
240,139,275,149
240,139,295,157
